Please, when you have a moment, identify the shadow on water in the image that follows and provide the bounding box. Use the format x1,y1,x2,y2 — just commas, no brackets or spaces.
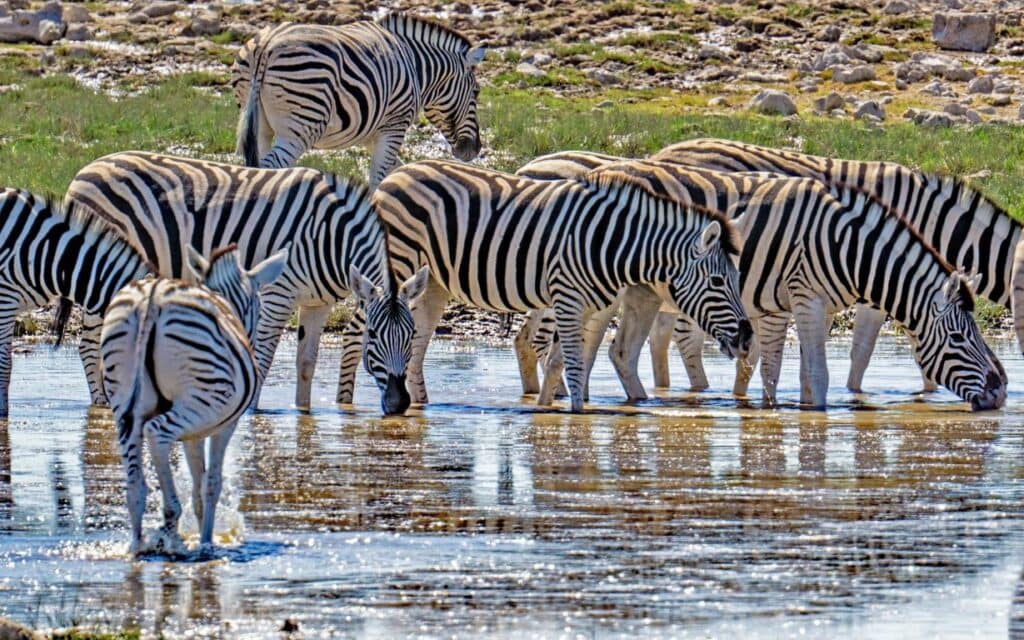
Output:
0,338,1021,637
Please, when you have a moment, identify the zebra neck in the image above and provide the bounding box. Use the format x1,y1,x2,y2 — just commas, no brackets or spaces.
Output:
48,220,147,314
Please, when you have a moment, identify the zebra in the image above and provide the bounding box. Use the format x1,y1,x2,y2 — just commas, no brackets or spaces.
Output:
340,159,752,413
517,156,1006,410
650,138,1021,392
0,189,149,417
232,13,485,187
65,152,429,415
101,245,287,556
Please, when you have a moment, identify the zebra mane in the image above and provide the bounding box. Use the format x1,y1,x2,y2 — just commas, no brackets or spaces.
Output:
829,179,976,310
327,172,401,296
929,171,1020,231
378,12,472,53
582,162,742,256
208,243,240,266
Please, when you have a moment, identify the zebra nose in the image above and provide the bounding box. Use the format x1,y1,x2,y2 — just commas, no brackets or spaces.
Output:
735,320,753,353
382,374,410,415
986,370,1002,393
453,136,481,161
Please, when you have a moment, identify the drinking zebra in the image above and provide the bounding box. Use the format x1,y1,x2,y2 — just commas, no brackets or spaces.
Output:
0,189,149,417
232,13,485,187
338,159,752,412
65,152,429,415
650,138,1020,392
517,156,1006,410
101,245,287,555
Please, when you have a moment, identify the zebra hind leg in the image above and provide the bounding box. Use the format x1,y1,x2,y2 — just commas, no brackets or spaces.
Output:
649,311,676,390
183,439,205,528
757,312,791,408
295,303,332,412
609,286,661,400
793,296,830,409
200,421,239,551
515,311,542,395
142,414,187,556
80,311,109,406
405,277,450,405
672,315,711,392
115,406,147,555
0,305,18,417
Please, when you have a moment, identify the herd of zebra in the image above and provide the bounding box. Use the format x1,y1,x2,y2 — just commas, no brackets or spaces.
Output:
0,12,1018,554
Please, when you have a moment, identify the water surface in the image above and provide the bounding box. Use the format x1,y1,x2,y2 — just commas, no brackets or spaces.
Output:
0,336,1022,639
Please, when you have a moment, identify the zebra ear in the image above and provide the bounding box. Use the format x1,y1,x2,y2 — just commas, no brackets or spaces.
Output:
186,246,209,282
247,248,289,289
349,264,381,305
936,271,961,310
698,220,721,254
399,265,431,304
466,46,486,67
965,272,982,292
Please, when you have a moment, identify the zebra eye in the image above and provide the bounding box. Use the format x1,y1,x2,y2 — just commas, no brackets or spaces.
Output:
709,275,726,288
950,332,965,343
367,328,378,340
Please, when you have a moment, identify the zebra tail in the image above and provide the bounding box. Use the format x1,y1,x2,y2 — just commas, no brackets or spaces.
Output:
236,46,268,167
50,297,74,348
1012,238,1024,354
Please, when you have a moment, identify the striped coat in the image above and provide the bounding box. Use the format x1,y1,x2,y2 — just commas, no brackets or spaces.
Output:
232,13,485,187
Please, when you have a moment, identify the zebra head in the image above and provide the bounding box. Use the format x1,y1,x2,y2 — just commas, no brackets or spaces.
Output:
913,271,1006,411
349,264,431,415
186,245,290,340
423,46,485,162
669,220,752,360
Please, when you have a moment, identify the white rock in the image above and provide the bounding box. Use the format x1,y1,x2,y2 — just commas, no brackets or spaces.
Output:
833,65,875,84
63,5,92,23
1018,104,1024,119
965,109,983,124
142,2,181,19
854,100,885,120
932,12,996,52
64,23,92,41
943,102,967,115
814,91,845,112
966,75,994,93
883,0,913,14
747,89,797,116
515,62,546,78
987,94,1011,106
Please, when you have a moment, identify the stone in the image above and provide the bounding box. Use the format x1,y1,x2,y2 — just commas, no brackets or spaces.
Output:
895,62,928,83
0,1,65,44
142,2,181,19
63,44,91,59
911,52,976,81
515,62,546,78
186,11,221,36
965,109,983,123
816,24,841,42
813,91,845,112
943,102,967,115
532,52,552,66
734,37,760,52
932,12,996,52
854,100,885,120
63,5,92,23
127,12,149,24
764,23,794,38
966,75,994,93
987,94,1011,106
708,96,728,107
64,23,92,41
585,68,620,85
895,78,909,90
747,89,797,116
1018,104,1024,119
883,0,913,14
920,79,953,96
0,617,37,640
596,99,613,108
812,44,851,71
698,45,731,61
833,65,875,84
919,111,954,127
850,44,884,64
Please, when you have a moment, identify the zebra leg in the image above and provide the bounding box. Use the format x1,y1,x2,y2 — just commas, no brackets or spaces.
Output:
609,286,662,400
801,311,834,401
80,311,108,406
552,298,589,413
142,416,186,555
582,303,616,401
757,313,790,408
732,317,761,397
793,296,829,409
260,120,325,169
515,311,542,395
368,129,407,189
537,338,565,407
671,314,710,392
0,304,18,418
407,277,450,405
649,312,675,389
183,439,205,527
336,306,364,405
295,303,331,412
200,421,238,549
847,304,885,393
115,408,146,555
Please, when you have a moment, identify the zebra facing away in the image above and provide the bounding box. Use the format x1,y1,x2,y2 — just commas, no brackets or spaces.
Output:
344,159,752,413
0,189,150,417
517,156,1006,410
65,152,429,416
101,245,287,556
232,13,485,187
650,138,1021,393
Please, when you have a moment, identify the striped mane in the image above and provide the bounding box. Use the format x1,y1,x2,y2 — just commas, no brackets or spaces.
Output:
583,162,742,256
379,12,472,53
327,171,400,295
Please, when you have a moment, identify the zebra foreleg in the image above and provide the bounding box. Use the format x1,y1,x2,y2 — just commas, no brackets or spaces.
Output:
847,304,884,393
671,315,710,392
368,128,408,190
582,303,617,401
732,317,761,397
80,311,108,406
649,311,675,389
406,277,450,405
295,303,331,412
0,304,18,417
757,313,790,408
537,337,565,407
793,296,829,409
336,306,364,405
609,286,661,400
200,421,238,549
552,298,589,413
515,311,543,395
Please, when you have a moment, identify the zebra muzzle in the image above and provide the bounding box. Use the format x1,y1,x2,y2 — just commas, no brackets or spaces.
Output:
453,136,481,161
382,373,411,415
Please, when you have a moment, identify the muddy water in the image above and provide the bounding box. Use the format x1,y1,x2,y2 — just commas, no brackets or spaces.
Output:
0,336,1022,639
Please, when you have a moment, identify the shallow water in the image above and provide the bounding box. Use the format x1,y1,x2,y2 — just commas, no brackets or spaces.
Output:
0,335,1022,639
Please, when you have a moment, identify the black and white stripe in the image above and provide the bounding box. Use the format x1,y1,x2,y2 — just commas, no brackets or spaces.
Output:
232,13,485,187
652,138,1021,389
100,246,287,555
344,159,751,412
65,152,427,415
517,155,1006,410
0,188,149,416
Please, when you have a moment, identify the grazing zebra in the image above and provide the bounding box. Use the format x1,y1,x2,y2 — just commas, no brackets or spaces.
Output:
0,189,149,417
650,138,1021,392
517,156,1006,410
232,13,485,187
101,245,287,555
65,152,429,415
343,159,751,413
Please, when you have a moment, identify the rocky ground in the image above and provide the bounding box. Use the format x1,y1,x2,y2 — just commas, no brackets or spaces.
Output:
1,0,1020,342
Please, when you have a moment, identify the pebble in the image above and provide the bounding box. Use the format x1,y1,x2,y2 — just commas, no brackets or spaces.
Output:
966,75,994,94
747,89,797,116
854,100,885,120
